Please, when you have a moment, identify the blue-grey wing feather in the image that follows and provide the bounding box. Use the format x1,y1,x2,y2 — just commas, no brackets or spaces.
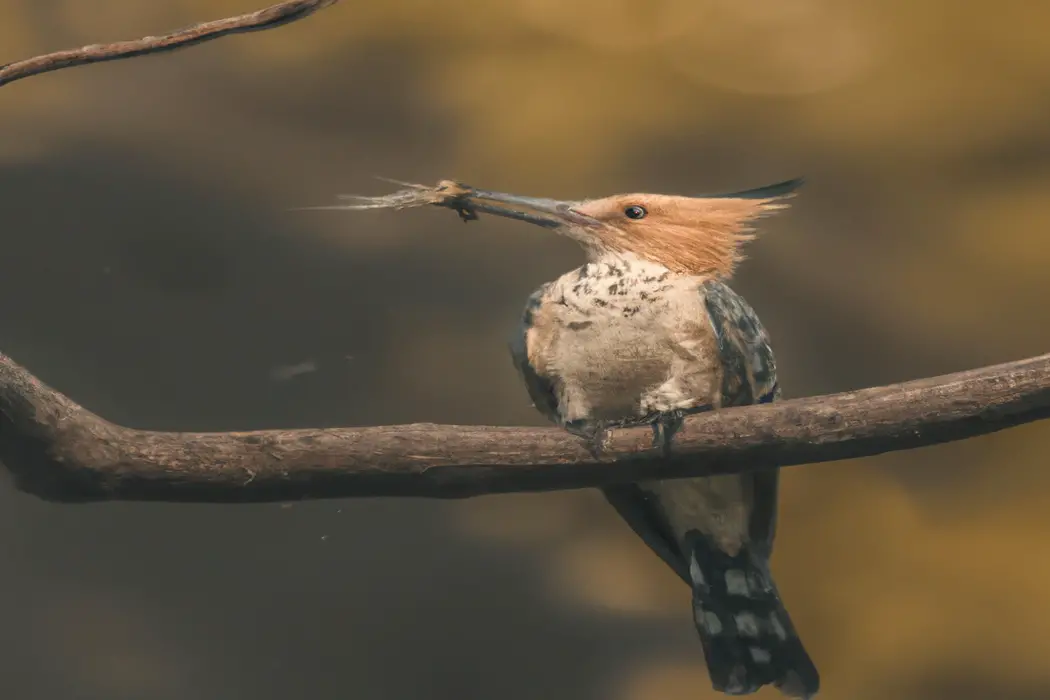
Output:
702,278,781,553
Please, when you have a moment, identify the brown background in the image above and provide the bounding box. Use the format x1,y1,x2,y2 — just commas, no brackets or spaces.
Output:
2,1,1050,698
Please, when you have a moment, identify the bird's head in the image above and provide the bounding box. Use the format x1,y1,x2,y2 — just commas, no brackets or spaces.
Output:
470,179,802,277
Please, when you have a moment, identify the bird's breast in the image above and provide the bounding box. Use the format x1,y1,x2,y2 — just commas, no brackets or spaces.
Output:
517,260,721,421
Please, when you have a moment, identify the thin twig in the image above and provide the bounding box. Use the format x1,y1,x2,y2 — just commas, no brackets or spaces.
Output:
0,0,340,88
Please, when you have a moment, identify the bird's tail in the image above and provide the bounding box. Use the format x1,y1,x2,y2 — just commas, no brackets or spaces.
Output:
684,531,819,698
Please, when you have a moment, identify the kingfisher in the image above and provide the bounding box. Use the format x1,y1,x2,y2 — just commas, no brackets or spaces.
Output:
460,179,819,698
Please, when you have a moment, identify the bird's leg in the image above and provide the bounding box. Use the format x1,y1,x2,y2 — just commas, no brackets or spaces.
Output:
565,416,656,458
650,410,684,454
564,419,616,458
566,405,712,459
648,404,713,454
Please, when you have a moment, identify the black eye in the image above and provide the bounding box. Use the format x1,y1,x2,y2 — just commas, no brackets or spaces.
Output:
624,205,647,220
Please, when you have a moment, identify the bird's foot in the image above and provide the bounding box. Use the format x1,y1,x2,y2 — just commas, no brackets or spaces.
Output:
649,410,684,454
564,418,631,459
566,406,711,459
646,405,713,454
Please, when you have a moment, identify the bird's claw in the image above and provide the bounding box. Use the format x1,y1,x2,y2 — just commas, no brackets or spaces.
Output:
564,419,620,459
566,406,710,459
649,410,685,453
647,404,712,453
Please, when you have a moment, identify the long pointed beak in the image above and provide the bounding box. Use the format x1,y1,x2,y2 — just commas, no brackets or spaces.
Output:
468,189,600,229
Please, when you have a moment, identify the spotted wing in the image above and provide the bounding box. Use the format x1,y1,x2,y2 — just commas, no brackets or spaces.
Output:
701,278,781,553
602,279,782,585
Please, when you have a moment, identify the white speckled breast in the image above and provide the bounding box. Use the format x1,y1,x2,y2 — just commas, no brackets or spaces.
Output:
514,253,721,424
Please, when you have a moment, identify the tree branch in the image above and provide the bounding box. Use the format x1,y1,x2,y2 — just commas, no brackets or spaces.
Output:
2,351,1049,504
0,0,340,88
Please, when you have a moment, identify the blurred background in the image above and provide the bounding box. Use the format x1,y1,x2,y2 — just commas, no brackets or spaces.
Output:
2,0,1050,698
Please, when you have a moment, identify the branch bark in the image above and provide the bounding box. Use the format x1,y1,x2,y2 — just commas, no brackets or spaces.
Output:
0,0,340,88
2,351,1049,503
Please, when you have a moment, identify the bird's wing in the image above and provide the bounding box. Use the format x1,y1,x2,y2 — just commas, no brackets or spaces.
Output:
701,278,781,553
603,279,782,584
602,482,694,584
511,346,561,423
509,285,563,423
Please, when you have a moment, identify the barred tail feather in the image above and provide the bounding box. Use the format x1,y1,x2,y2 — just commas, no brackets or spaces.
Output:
685,530,819,698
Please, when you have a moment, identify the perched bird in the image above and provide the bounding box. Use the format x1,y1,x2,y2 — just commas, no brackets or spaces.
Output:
464,179,819,698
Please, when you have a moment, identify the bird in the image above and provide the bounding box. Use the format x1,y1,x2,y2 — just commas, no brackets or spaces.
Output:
463,178,819,698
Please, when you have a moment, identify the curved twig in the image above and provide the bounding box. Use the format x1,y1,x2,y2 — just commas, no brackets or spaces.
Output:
0,0,340,88
2,351,1048,503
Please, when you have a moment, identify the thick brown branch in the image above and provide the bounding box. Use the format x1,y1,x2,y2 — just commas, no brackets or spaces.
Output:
1,351,1048,504
0,0,340,88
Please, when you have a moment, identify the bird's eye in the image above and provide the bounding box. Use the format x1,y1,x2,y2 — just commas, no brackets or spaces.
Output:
624,205,647,220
